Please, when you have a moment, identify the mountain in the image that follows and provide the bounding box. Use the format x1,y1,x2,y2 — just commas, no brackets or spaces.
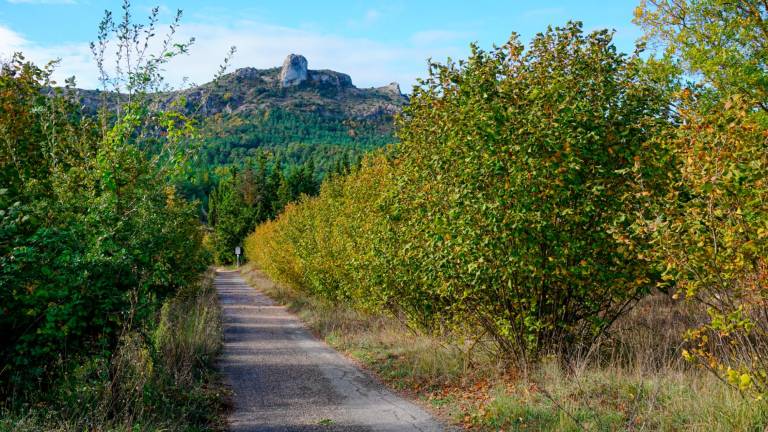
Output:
75,54,407,168
184,54,408,168
73,54,409,209
185,53,407,120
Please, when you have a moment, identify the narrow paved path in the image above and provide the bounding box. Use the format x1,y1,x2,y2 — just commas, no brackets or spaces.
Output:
216,269,446,432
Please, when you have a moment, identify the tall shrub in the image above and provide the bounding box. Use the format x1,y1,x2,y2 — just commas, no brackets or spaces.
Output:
0,4,208,395
246,23,673,365
245,153,393,308
382,22,673,362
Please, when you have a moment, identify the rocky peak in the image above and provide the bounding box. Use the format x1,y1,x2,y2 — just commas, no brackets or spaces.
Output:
72,54,407,121
380,82,401,96
279,54,308,87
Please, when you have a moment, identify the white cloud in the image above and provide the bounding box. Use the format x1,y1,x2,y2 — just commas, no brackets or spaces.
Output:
0,20,469,91
0,24,95,87
0,25,26,50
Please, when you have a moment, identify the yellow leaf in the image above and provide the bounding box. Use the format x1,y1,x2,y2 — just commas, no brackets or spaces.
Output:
682,349,692,361
739,373,751,390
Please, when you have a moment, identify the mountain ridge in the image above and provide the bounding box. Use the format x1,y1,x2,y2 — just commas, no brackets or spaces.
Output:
70,54,406,172
74,54,408,121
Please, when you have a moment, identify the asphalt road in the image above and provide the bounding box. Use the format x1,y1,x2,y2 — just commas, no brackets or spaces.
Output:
216,269,446,432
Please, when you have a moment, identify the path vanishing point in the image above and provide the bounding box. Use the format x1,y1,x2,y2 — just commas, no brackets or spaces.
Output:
215,269,447,432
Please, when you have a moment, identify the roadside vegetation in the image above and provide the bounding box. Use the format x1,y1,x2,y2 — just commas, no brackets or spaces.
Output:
1,3,225,430
244,2,768,430
242,266,766,430
1,271,224,431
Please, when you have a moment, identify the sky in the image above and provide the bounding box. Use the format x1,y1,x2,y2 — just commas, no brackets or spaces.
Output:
0,0,643,91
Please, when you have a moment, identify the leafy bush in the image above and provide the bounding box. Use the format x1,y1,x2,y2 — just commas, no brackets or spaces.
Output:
245,152,393,305
382,23,672,361
246,23,673,364
0,4,208,399
0,271,223,431
647,94,768,396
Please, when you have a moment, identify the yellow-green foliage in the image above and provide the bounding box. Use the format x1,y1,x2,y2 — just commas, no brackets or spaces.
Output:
247,23,673,364
652,95,768,396
636,0,768,398
246,152,394,311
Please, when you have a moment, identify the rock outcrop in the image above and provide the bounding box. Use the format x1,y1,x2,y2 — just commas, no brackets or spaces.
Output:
234,67,260,80
278,54,353,90
73,53,408,121
309,70,353,89
279,54,308,87
380,82,402,96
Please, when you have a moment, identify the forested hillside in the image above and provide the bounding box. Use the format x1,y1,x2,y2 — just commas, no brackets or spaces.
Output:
80,52,407,259
75,52,404,187
186,58,404,170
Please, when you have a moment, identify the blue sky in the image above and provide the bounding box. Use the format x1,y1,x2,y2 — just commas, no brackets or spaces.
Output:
0,0,643,90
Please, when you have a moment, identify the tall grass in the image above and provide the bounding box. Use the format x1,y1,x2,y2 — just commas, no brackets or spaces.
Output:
0,270,225,432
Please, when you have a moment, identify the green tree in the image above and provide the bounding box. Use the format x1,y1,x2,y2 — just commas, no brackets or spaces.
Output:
210,172,250,264
637,0,768,397
207,152,318,264
636,0,768,109
275,171,293,213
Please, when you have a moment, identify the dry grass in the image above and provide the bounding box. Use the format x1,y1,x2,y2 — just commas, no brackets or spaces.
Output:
472,362,767,431
598,292,703,372
241,264,768,431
